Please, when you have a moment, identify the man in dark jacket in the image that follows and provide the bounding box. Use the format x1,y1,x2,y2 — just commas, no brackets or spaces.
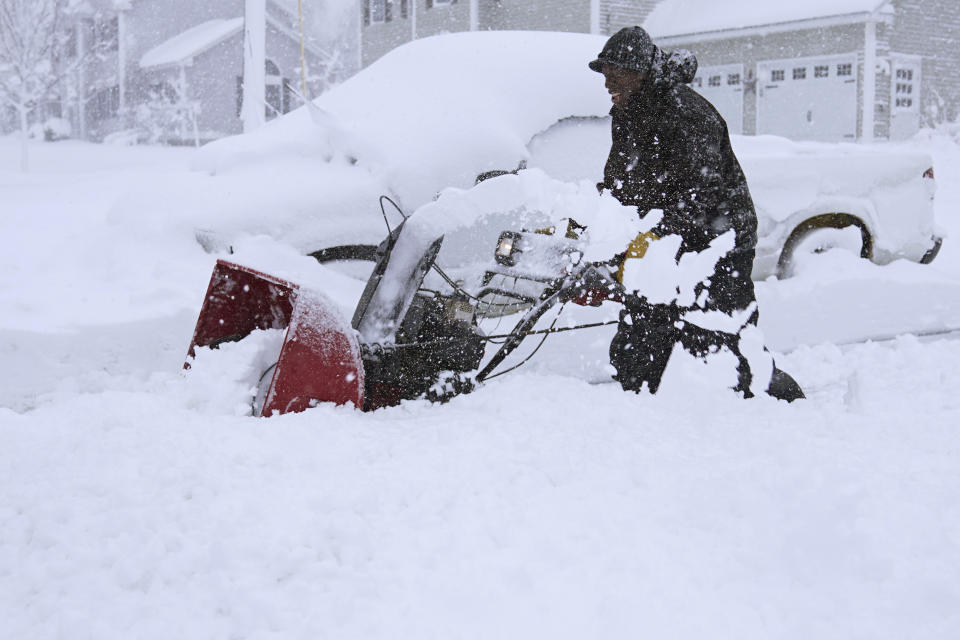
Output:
591,26,804,401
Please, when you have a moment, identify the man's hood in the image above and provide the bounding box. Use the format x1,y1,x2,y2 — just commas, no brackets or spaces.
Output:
650,47,698,87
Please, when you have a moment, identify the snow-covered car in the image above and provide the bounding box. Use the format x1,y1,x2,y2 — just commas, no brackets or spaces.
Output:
193,30,943,278
525,116,943,278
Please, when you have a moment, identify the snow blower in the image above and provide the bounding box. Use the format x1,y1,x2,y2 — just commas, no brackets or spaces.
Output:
187,208,623,415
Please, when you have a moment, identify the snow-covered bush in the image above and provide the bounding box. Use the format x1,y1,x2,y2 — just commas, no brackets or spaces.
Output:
27,116,71,141
133,82,200,146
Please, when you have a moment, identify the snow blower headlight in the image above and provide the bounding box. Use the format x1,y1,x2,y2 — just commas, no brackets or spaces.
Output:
495,231,522,266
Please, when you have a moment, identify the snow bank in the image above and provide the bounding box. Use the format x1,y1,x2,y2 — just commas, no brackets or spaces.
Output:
3,336,960,639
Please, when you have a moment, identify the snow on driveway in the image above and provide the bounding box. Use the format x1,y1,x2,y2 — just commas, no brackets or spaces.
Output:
2,136,960,638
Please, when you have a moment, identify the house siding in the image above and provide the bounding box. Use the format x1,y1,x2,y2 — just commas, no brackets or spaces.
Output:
483,0,591,32
361,1,472,67
186,34,243,137
361,0,664,67
890,0,960,124
600,0,660,35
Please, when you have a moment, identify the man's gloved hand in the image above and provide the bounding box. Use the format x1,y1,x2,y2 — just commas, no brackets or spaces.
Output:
616,231,659,283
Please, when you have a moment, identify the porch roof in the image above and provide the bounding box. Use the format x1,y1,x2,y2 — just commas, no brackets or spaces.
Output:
140,17,243,69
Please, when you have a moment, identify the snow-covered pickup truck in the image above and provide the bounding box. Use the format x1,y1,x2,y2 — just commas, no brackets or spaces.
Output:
526,116,943,279
193,31,943,279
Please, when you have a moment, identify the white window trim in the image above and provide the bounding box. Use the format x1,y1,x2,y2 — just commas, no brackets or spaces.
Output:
370,0,387,24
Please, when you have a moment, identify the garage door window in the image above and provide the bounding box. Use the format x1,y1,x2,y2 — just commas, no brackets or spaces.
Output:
895,69,915,109
708,75,721,87
771,69,784,82
727,73,741,86
837,63,853,76
793,67,807,80
814,65,829,78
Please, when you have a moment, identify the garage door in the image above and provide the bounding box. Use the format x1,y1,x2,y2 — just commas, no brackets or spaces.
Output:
692,64,744,134
757,54,857,141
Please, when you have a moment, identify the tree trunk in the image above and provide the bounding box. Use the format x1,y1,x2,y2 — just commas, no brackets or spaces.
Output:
18,106,30,173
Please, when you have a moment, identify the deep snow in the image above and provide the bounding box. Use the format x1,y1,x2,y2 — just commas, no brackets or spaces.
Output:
3,129,960,640
4,47,960,638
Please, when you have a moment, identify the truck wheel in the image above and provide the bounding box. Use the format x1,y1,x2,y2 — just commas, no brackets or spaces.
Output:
776,215,872,279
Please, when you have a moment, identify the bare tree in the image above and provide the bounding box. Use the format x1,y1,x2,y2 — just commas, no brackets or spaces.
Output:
0,0,68,171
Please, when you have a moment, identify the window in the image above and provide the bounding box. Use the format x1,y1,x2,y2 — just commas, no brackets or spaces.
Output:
837,63,853,76
153,81,179,105
364,0,409,24
365,0,387,24
814,65,829,78
265,59,284,118
236,61,291,119
64,26,78,58
771,69,784,82
96,16,118,52
894,65,918,112
727,73,741,86
708,75,721,87
793,67,807,80
90,85,119,120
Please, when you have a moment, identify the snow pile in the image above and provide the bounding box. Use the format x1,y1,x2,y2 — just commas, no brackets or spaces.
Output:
416,169,644,266
112,31,613,254
195,31,611,209
185,329,286,416
3,339,960,639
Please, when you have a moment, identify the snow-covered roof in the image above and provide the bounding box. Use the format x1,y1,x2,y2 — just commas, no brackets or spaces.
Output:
644,0,890,39
139,18,243,69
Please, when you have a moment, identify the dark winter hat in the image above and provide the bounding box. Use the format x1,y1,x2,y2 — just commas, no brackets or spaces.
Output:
588,26,657,75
